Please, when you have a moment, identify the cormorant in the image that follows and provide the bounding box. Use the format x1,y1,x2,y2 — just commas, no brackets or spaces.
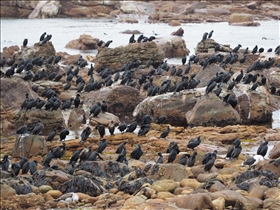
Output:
138,124,150,136
130,144,143,160
80,126,91,145
178,154,190,166
126,118,138,133
1,155,9,171
11,163,21,176
159,126,170,139
29,160,37,175
46,128,56,142
187,136,201,150
53,143,66,159
59,129,69,141
108,121,115,136
187,151,197,167
182,54,187,65
96,125,105,139
31,121,44,135
23,38,28,47
167,147,179,163
69,150,81,165
257,140,268,157
96,138,107,153
204,152,217,173
156,152,164,164
74,94,80,108
116,141,126,154
118,122,127,134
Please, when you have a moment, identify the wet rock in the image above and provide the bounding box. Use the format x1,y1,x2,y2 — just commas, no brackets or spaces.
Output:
84,86,145,121
146,164,188,182
94,41,163,70
155,36,190,58
170,193,213,209
58,175,106,197
40,1,60,18
151,179,179,193
186,93,241,127
66,34,99,50
39,185,52,193
12,135,48,158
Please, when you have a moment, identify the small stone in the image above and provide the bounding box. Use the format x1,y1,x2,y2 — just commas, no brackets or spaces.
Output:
46,190,62,199
39,185,53,193
151,179,179,193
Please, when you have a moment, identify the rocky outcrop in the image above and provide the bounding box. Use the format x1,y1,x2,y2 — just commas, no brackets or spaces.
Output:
229,13,260,26
195,38,232,55
84,86,146,122
66,34,99,50
171,27,184,36
186,93,241,127
94,41,163,71
12,135,48,158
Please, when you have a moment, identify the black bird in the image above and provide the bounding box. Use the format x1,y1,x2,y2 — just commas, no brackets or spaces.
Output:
22,161,30,174
156,152,164,164
1,155,9,171
204,151,217,173
187,151,197,167
187,136,201,150
166,142,180,154
270,83,276,94
259,47,264,53
0,57,6,67
101,100,107,112
126,118,138,133
257,140,268,157
104,40,113,47
69,150,81,165
129,34,136,44
23,38,28,47
235,70,243,83
118,122,127,134
138,124,150,136
80,126,91,145
96,138,107,153
230,143,242,160
202,150,218,165
64,82,71,91
157,116,167,124
227,81,236,91
116,141,127,154
116,148,127,163
182,54,187,65
74,94,80,108
43,149,54,168
67,162,76,175
108,121,115,136
239,56,246,63
96,124,105,139
88,151,103,161
59,129,69,141
130,144,143,160
252,45,258,55
261,75,266,85
178,154,190,166
205,81,217,95
31,121,44,135
61,98,74,110
167,147,179,163
225,138,241,159
159,126,170,139
46,128,56,142
11,163,21,176
53,143,66,159
39,32,46,41
208,30,214,39
29,160,37,175
90,102,101,116
16,125,28,135
251,82,260,91
232,44,242,53
19,157,28,169
202,32,208,41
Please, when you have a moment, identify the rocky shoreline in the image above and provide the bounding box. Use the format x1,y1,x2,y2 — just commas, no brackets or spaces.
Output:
1,2,280,209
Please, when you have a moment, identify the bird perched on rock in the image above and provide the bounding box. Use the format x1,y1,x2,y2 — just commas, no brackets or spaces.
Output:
156,152,164,164
257,140,268,157
96,138,107,154
241,155,264,170
101,100,107,112
178,154,190,166
53,143,66,159
204,151,217,173
130,144,143,160
166,141,180,154
23,38,28,47
116,141,127,154
187,151,197,167
19,157,28,169
59,129,69,141
187,136,201,150
118,122,127,134
96,124,105,139
167,146,179,163
43,149,54,168
74,94,80,108
29,160,37,175
80,126,91,145
126,118,138,133
225,138,241,159
182,54,187,65
129,34,136,44
108,120,115,136
46,128,56,142
0,155,9,171
11,163,21,176
69,150,81,165
159,126,170,139
116,147,127,163
202,150,218,165
31,121,44,135
138,124,150,136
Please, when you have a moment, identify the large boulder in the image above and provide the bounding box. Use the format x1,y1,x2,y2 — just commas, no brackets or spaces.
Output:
40,1,61,18
155,36,190,58
181,2,207,15
0,77,39,135
170,193,213,209
66,34,99,50
195,38,232,55
12,135,48,158
186,93,241,127
229,13,260,26
94,41,163,71
133,90,198,126
84,86,146,122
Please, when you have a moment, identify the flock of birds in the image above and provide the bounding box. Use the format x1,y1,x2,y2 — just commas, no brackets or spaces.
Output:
1,30,280,206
